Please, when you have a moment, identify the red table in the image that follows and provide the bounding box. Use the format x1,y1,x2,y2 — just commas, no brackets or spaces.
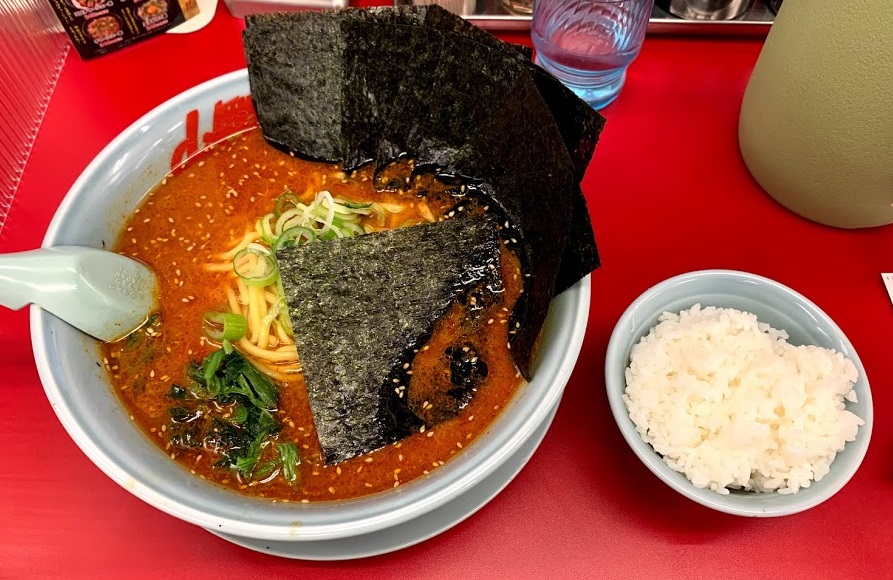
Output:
2,6,892,578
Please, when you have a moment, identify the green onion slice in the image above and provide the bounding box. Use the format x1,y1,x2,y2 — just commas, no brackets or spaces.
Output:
258,214,278,246
202,311,248,342
274,191,302,217
233,247,278,287
273,226,316,254
341,199,373,210
339,221,366,236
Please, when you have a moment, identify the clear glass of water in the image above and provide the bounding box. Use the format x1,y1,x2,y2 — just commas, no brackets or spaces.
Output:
532,0,654,109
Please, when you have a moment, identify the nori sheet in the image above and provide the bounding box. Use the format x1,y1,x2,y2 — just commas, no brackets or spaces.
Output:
243,6,603,377
242,13,345,162
277,214,502,465
339,20,419,169
472,167,575,378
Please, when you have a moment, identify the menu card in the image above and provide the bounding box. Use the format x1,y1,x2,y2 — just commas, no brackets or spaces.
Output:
47,0,200,60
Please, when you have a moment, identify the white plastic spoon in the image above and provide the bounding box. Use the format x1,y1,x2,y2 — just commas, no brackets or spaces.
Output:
0,246,159,342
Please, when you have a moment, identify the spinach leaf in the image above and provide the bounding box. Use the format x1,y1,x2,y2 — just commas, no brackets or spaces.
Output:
179,341,299,484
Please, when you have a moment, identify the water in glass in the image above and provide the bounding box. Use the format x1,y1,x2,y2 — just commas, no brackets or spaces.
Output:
532,0,654,109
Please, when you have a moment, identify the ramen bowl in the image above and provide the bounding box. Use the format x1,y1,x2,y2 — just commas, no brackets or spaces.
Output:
605,270,872,516
31,70,590,545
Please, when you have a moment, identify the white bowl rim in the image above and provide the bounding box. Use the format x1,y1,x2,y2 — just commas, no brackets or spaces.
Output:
605,268,873,517
31,69,592,540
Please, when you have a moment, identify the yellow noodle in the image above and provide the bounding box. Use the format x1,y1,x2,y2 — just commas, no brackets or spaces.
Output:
203,262,234,272
237,337,298,362
255,361,303,383
255,285,270,324
247,286,264,343
257,311,272,350
246,295,259,343
209,221,306,372
218,230,261,261
226,286,241,316
275,322,293,345
236,277,249,306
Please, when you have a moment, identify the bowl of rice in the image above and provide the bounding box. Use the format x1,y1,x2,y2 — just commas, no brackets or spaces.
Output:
605,270,872,517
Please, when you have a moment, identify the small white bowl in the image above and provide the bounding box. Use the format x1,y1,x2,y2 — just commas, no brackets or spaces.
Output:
605,269,873,517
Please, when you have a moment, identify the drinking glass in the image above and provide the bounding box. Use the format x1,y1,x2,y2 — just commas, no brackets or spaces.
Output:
532,0,654,109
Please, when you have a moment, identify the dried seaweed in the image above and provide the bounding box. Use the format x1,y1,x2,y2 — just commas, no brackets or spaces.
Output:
243,6,603,378
277,214,502,464
243,13,345,162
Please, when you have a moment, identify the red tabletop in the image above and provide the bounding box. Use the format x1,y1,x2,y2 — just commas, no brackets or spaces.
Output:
2,6,892,578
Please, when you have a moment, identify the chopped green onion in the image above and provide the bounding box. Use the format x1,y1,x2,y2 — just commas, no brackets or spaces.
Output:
233,247,278,287
274,191,302,217
275,208,304,235
202,311,248,342
340,199,373,210
278,308,294,337
273,225,316,254
314,190,337,237
258,214,278,246
339,221,366,236
262,296,288,326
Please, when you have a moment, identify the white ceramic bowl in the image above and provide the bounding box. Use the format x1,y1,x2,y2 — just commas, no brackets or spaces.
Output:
31,70,590,542
605,269,872,517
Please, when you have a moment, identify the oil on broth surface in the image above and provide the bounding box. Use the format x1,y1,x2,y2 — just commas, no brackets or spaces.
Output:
102,128,525,502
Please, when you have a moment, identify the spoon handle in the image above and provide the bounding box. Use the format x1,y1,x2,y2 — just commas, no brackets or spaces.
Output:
0,246,158,341
0,249,77,310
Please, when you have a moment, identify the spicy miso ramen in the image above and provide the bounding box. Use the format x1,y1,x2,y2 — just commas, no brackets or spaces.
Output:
102,128,526,502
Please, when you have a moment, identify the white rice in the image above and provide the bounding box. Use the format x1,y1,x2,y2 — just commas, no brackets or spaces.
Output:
623,304,864,495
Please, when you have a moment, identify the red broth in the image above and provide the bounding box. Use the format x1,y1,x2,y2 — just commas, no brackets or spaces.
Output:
101,128,525,502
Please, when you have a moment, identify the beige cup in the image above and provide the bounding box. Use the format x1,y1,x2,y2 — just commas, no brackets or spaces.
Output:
739,0,893,229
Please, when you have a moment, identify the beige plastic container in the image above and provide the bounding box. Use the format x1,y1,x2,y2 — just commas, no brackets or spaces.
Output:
739,0,893,229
